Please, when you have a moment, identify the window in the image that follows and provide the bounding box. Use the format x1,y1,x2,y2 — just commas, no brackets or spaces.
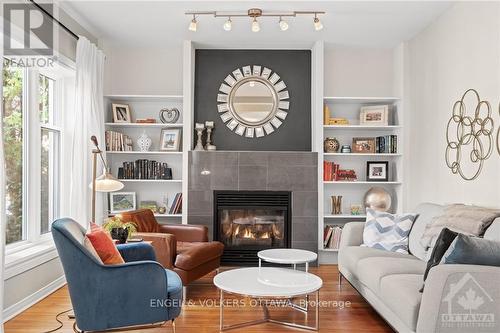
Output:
2,59,66,247
2,63,24,244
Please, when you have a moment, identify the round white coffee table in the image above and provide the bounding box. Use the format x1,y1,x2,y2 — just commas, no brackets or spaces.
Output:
214,267,322,331
258,248,318,272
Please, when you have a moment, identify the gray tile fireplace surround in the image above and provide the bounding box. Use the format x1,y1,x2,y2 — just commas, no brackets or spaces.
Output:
188,151,318,256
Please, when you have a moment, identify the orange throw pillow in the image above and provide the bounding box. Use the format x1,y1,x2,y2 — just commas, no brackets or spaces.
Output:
86,223,124,265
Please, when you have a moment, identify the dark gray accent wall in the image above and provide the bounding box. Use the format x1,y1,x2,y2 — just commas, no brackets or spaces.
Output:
194,49,312,151
188,151,318,259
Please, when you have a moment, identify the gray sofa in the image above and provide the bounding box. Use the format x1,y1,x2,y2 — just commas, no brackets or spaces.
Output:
338,203,500,333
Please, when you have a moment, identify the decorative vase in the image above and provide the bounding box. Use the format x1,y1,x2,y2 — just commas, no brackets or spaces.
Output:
324,137,340,153
110,227,129,244
137,131,152,151
363,187,392,212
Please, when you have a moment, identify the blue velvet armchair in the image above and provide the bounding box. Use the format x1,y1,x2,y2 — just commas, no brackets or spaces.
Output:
52,218,182,332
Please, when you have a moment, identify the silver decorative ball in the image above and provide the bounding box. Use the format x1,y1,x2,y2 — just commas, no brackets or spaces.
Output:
363,187,392,212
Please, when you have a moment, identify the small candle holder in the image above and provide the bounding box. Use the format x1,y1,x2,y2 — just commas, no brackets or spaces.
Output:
194,123,205,151
205,121,216,151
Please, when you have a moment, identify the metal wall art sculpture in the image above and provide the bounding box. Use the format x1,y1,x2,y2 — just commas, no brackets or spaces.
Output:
217,65,290,138
445,89,494,180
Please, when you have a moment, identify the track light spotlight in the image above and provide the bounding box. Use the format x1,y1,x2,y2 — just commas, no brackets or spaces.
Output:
251,17,260,32
189,15,197,32
279,17,289,31
313,14,323,31
223,17,232,31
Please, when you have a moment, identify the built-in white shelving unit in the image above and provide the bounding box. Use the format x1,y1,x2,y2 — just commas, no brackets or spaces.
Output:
318,96,403,263
103,94,185,224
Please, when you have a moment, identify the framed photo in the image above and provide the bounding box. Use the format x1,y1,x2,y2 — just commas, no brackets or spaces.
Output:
366,161,389,181
160,128,182,151
352,137,376,154
360,105,389,126
110,192,136,213
112,103,132,123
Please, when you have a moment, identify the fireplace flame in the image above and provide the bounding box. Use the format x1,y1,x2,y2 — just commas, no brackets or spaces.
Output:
242,228,253,238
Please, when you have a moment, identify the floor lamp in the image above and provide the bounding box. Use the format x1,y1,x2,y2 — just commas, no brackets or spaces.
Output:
90,135,124,223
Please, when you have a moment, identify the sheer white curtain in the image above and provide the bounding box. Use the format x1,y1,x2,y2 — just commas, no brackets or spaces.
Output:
69,36,106,226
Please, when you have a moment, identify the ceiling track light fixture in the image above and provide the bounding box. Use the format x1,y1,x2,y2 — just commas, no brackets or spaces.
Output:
185,8,325,32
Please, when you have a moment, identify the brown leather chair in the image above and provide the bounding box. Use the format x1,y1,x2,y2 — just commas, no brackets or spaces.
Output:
117,209,224,286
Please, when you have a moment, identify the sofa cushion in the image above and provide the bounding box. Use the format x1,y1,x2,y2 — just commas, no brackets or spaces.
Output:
442,233,500,266
409,203,445,261
357,257,425,292
484,218,500,241
175,241,224,271
420,204,500,250
379,274,423,331
339,246,417,278
362,209,417,254
423,227,458,282
86,223,125,265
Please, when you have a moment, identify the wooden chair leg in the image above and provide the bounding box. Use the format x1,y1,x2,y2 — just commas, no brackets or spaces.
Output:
172,319,176,333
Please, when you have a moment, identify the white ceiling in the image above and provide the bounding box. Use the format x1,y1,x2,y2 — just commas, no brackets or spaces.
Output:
60,1,453,48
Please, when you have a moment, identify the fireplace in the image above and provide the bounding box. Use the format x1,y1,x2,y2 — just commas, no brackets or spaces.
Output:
214,190,292,265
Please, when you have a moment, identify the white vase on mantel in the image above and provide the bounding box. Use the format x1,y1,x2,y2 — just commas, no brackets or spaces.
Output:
137,131,152,151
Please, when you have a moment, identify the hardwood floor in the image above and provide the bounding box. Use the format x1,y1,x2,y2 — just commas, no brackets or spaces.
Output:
5,265,392,333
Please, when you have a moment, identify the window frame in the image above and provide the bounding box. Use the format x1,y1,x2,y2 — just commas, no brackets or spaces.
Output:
4,62,65,253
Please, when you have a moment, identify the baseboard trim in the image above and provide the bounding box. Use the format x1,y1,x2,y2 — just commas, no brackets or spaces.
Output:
3,275,67,322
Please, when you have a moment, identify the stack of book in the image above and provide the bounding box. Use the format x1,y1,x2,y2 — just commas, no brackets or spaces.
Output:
118,159,172,180
105,130,133,151
169,193,182,214
376,135,398,153
323,225,343,249
323,161,357,181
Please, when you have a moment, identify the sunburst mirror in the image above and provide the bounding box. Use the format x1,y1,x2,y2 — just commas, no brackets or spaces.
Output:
217,65,290,138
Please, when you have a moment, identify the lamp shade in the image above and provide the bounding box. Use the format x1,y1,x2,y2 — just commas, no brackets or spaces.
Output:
89,169,124,192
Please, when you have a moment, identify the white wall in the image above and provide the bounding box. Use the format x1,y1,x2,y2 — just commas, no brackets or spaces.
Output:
406,1,500,208
102,43,183,95
102,43,395,98
324,47,395,97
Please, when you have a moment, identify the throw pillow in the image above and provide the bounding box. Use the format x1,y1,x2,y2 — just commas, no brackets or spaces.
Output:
362,209,418,254
441,234,500,266
420,204,500,250
423,227,458,281
83,236,104,264
86,223,124,265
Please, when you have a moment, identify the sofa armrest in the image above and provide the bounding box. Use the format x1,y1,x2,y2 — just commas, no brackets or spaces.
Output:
417,264,500,333
135,232,176,269
339,222,365,249
158,224,208,242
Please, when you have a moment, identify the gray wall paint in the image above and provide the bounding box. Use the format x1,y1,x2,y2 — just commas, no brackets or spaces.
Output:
194,49,311,151
188,151,318,257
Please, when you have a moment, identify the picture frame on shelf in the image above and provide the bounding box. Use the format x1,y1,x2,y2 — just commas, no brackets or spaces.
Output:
352,137,376,153
110,192,136,213
159,128,182,151
366,161,389,181
359,105,389,126
112,103,132,123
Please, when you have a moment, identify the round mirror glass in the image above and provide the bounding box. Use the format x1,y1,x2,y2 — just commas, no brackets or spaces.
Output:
231,79,276,125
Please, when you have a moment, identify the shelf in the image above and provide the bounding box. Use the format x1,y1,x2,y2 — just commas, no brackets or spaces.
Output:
323,96,400,103
324,181,402,185
324,153,401,157
106,151,182,155
324,215,367,219
323,125,402,130
104,94,183,102
105,122,183,128
119,179,182,183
